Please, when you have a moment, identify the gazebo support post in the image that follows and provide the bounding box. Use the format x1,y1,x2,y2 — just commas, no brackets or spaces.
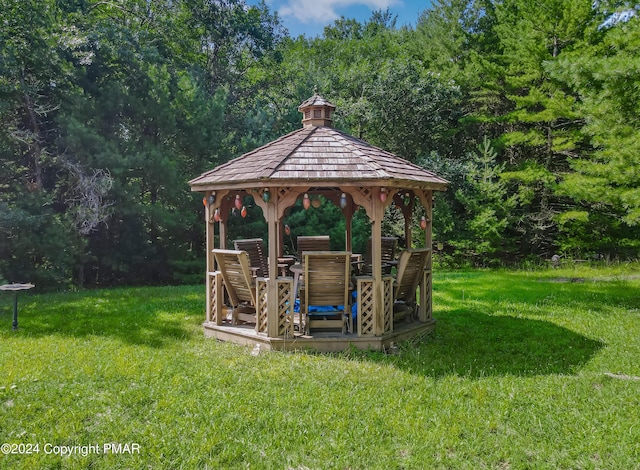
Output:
218,199,229,249
343,198,354,252
250,188,279,337
416,189,434,322
204,189,230,325
371,199,384,336
403,204,413,248
266,191,281,338
423,190,433,321
205,195,214,323
278,216,284,258
394,191,414,249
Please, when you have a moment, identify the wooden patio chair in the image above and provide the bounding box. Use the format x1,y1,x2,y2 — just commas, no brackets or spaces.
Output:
296,235,330,261
360,236,398,275
213,249,257,325
300,251,352,335
393,247,430,322
233,238,269,278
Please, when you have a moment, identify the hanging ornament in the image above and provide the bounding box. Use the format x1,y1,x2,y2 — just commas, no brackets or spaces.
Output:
303,193,311,210
262,190,271,202
208,192,216,205
339,193,347,209
213,209,221,222
241,206,247,218
379,188,387,203
235,194,242,210
403,192,411,206
202,196,207,207
311,197,321,208
437,242,444,251
420,216,427,230
285,224,291,236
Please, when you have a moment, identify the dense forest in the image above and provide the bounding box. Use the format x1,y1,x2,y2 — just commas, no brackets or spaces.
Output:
1,0,638,288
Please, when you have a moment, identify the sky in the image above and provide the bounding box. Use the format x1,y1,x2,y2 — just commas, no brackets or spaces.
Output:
248,0,433,38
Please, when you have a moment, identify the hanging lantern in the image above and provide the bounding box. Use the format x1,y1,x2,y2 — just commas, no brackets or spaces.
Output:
379,188,387,203
241,206,247,218
235,194,242,210
202,196,207,207
213,209,221,222
262,190,271,202
339,193,347,209
420,216,427,230
303,193,311,210
285,224,291,236
311,197,321,208
208,192,216,205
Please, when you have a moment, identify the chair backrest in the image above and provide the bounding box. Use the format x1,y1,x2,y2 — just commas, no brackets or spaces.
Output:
303,251,350,309
394,248,430,304
212,249,256,306
233,238,268,277
363,237,398,274
297,235,330,260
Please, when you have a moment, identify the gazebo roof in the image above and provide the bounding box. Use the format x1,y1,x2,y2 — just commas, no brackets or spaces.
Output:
189,125,448,191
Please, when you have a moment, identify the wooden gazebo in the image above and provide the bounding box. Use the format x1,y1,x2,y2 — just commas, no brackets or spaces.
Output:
189,94,448,351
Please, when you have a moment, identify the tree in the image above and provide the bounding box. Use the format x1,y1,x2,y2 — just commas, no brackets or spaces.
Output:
472,0,598,255
548,11,640,255
455,137,517,262
1,0,284,287
0,0,83,286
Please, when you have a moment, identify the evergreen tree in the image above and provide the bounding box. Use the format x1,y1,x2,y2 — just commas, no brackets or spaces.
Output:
455,137,517,263
548,11,640,256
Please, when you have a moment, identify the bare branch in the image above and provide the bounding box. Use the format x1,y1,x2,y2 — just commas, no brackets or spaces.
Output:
63,158,114,235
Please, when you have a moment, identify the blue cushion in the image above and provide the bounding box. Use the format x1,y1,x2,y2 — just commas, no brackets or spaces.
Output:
293,295,359,320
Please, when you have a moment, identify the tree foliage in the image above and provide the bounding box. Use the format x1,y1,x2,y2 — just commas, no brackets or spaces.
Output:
1,0,638,288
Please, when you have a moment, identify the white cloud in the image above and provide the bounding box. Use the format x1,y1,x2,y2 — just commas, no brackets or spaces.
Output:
279,0,401,24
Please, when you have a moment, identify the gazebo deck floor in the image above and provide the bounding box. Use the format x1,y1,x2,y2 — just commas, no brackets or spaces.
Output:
203,318,436,353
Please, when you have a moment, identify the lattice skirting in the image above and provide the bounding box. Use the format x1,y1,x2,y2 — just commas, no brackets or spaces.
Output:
208,271,223,325
357,276,393,337
256,279,268,333
421,271,433,321
257,278,293,337
382,276,393,333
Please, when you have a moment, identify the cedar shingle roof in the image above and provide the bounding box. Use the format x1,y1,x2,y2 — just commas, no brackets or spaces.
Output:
189,125,448,191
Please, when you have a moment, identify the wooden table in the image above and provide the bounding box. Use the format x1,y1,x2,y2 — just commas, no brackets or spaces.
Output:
0,283,35,330
277,257,295,277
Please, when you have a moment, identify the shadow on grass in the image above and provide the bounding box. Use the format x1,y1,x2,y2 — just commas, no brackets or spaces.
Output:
344,270,633,378
0,285,204,348
383,308,605,378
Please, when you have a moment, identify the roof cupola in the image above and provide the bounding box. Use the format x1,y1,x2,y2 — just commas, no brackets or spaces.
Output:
298,93,336,128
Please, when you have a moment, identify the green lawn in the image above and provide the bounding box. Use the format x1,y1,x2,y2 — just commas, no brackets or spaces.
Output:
1,264,639,469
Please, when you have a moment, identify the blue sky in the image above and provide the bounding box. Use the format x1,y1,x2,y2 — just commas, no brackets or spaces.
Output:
248,0,433,38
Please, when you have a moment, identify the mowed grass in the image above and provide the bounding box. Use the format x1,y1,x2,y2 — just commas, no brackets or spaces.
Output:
0,264,638,469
